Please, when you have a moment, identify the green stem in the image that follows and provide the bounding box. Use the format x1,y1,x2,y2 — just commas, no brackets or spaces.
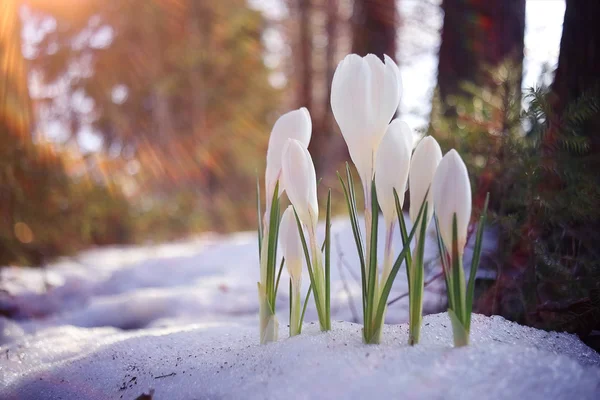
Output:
259,283,278,344
408,248,424,345
309,225,328,331
290,278,302,336
408,203,428,346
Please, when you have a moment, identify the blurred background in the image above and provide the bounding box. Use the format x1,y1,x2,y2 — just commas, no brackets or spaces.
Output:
1,0,599,343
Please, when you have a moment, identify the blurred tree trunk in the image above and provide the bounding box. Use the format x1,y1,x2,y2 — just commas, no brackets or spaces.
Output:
298,0,313,113
434,0,525,124
550,0,600,150
307,0,339,176
351,0,397,59
1,0,33,143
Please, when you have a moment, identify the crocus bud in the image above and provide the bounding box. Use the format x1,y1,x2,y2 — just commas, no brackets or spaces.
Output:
331,54,402,187
281,139,319,230
265,108,312,204
432,149,472,255
375,120,412,225
409,136,442,228
279,206,304,282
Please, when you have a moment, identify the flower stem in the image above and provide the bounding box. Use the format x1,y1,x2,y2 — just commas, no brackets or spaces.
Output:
259,283,279,344
289,277,302,336
308,225,329,331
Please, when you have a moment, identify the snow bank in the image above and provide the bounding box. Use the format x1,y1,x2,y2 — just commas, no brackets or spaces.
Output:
2,313,598,400
2,216,495,342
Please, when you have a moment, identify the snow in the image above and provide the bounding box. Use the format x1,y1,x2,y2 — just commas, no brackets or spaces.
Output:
2,314,599,400
1,216,598,399
1,216,473,340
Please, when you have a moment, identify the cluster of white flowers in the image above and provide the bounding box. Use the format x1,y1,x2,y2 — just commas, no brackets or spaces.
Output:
260,53,479,346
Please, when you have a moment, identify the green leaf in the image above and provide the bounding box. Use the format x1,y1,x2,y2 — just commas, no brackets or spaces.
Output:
274,257,285,303
393,189,412,292
374,199,428,328
448,308,469,347
434,215,454,312
299,284,313,333
337,168,367,317
466,192,489,330
266,181,281,308
451,213,466,323
408,201,429,345
289,279,292,337
366,179,379,332
292,207,323,321
325,189,332,330
256,174,262,256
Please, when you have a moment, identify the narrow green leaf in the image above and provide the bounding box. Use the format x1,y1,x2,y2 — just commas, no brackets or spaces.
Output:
409,201,429,345
289,279,292,337
265,182,281,308
292,207,323,319
338,169,367,317
274,257,285,302
448,308,469,347
299,284,313,332
325,189,332,330
451,213,466,323
466,192,489,330
256,174,263,256
374,199,428,328
393,189,412,292
366,179,379,331
434,215,454,312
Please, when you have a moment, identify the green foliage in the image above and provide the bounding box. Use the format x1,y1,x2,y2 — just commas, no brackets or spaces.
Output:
432,65,600,340
0,127,134,266
26,0,281,238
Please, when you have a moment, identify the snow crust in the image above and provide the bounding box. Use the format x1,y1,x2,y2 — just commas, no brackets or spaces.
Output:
2,313,599,400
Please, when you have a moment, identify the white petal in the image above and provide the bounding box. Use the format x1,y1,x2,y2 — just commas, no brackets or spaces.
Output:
408,136,442,227
331,54,403,194
280,206,304,279
375,120,412,224
281,139,319,229
265,108,312,199
432,149,472,252
331,55,375,184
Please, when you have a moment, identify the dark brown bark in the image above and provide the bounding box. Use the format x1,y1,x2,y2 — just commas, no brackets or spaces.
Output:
351,0,397,59
308,0,340,177
436,0,525,117
550,0,600,150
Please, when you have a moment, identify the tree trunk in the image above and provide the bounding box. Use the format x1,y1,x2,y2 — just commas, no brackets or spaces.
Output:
1,0,33,143
297,0,313,112
351,0,397,59
308,0,339,177
435,0,525,122
550,0,600,150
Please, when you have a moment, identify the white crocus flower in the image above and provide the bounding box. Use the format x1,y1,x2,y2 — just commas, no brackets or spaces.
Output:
280,206,304,284
331,53,402,198
432,149,472,256
265,107,312,212
280,206,304,336
281,139,326,327
375,120,413,287
405,135,442,346
281,139,319,232
409,136,442,230
375,120,413,225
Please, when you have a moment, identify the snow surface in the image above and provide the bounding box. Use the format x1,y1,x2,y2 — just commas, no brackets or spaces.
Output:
2,216,598,399
2,215,494,341
2,313,599,400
